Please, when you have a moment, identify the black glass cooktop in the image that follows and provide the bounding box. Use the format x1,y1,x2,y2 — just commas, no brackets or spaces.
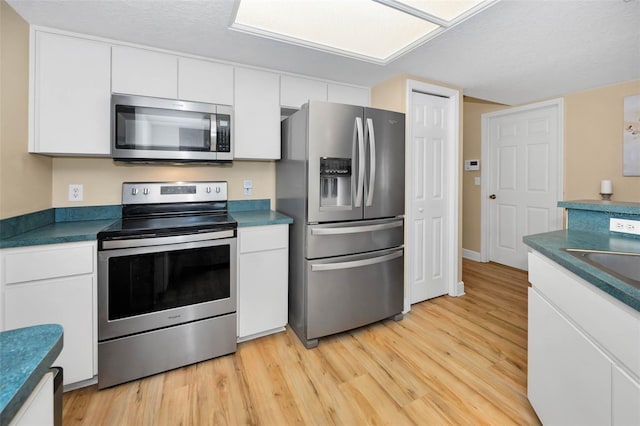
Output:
99,213,236,240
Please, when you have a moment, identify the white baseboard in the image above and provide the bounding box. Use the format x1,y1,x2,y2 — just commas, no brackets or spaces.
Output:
462,248,482,262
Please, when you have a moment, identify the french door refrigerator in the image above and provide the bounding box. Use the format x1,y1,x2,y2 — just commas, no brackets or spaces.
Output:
277,101,405,348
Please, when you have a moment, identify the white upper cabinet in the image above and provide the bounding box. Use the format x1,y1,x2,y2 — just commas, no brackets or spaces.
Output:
234,67,281,160
178,57,234,105
111,46,178,99
327,83,370,106
32,31,111,155
280,75,327,109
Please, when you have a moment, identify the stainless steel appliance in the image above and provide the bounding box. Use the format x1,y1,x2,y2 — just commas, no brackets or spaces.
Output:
277,101,405,348
112,94,233,163
97,181,237,388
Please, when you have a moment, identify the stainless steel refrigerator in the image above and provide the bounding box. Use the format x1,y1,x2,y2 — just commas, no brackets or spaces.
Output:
277,101,405,348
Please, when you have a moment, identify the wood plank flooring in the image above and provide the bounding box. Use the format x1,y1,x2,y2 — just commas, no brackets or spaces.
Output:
62,259,541,425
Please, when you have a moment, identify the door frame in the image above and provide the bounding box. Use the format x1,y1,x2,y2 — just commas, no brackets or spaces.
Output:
404,80,462,313
480,98,564,263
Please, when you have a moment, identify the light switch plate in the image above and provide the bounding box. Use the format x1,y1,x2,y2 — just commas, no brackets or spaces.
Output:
243,180,252,196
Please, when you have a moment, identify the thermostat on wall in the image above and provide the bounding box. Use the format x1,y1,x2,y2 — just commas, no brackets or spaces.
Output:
464,159,480,171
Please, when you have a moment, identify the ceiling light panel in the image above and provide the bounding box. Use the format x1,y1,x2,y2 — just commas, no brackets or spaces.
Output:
393,0,488,22
232,0,440,63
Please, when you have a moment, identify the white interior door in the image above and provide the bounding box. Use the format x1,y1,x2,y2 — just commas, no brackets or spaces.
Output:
409,91,452,304
483,100,563,270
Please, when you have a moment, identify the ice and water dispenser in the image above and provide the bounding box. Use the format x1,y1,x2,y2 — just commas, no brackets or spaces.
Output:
320,157,352,208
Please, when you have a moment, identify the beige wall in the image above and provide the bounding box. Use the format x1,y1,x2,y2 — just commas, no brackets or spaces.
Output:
564,80,640,201
51,158,275,207
461,80,640,255
370,74,407,114
0,0,52,219
372,74,465,281
462,98,508,253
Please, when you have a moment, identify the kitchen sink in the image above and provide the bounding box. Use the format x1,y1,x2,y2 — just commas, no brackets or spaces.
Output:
563,249,640,290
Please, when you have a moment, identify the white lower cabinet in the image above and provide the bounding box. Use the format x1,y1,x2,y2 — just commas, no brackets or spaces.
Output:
9,371,54,426
528,288,611,425
1,242,96,386
613,365,640,425
528,251,640,426
237,225,289,341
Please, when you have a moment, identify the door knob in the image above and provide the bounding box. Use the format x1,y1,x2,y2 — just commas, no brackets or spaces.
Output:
489,194,496,199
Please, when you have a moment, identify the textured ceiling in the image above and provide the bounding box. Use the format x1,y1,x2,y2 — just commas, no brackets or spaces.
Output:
6,0,640,105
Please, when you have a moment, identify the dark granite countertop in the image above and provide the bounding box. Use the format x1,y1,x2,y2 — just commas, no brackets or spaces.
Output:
524,229,640,311
230,210,293,227
558,200,640,214
0,219,117,249
0,201,293,249
0,324,63,424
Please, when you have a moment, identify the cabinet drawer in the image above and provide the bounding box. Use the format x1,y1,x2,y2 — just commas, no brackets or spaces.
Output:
239,225,288,254
3,243,94,284
529,251,640,378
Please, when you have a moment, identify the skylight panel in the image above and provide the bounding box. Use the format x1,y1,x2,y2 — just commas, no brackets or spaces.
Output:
391,0,489,22
231,0,496,64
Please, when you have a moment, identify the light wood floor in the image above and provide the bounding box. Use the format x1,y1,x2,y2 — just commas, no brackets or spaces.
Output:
63,259,541,425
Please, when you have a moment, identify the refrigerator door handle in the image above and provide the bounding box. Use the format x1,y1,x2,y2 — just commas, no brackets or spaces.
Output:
354,117,365,207
311,250,403,272
310,220,403,235
365,118,376,206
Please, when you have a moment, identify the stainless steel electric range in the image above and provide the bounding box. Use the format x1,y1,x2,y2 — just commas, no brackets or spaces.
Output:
97,181,237,389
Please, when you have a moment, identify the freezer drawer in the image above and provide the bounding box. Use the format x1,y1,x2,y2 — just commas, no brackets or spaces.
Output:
306,217,403,259
306,247,404,343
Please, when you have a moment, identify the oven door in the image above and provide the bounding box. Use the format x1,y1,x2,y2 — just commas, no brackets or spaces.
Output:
98,235,236,341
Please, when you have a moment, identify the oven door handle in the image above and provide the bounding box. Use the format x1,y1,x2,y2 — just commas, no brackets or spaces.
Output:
101,229,234,250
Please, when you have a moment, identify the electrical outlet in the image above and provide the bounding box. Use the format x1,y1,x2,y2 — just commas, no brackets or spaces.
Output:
68,184,83,202
609,218,640,236
243,179,252,196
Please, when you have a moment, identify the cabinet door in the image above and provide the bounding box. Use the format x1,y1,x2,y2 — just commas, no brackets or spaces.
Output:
4,276,94,385
234,67,281,159
178,58,234,105
112,46,177,98
613,366,640,425
33,32,111,155
9,372,54,426
327,83,370,106
280,75,327,109
238,225,288,339
528,288,611,425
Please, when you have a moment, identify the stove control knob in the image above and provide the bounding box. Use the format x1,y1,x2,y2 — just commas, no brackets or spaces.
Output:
143,188,150,195
206,186,212,194
131,188,138,196
215,186,221,194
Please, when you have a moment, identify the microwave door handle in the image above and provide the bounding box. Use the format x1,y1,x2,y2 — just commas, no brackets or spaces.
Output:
365,118,376,207
210,114,217,152
354,116,365,207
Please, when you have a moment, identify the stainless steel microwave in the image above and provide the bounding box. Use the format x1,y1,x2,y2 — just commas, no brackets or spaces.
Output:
111,94,233,163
